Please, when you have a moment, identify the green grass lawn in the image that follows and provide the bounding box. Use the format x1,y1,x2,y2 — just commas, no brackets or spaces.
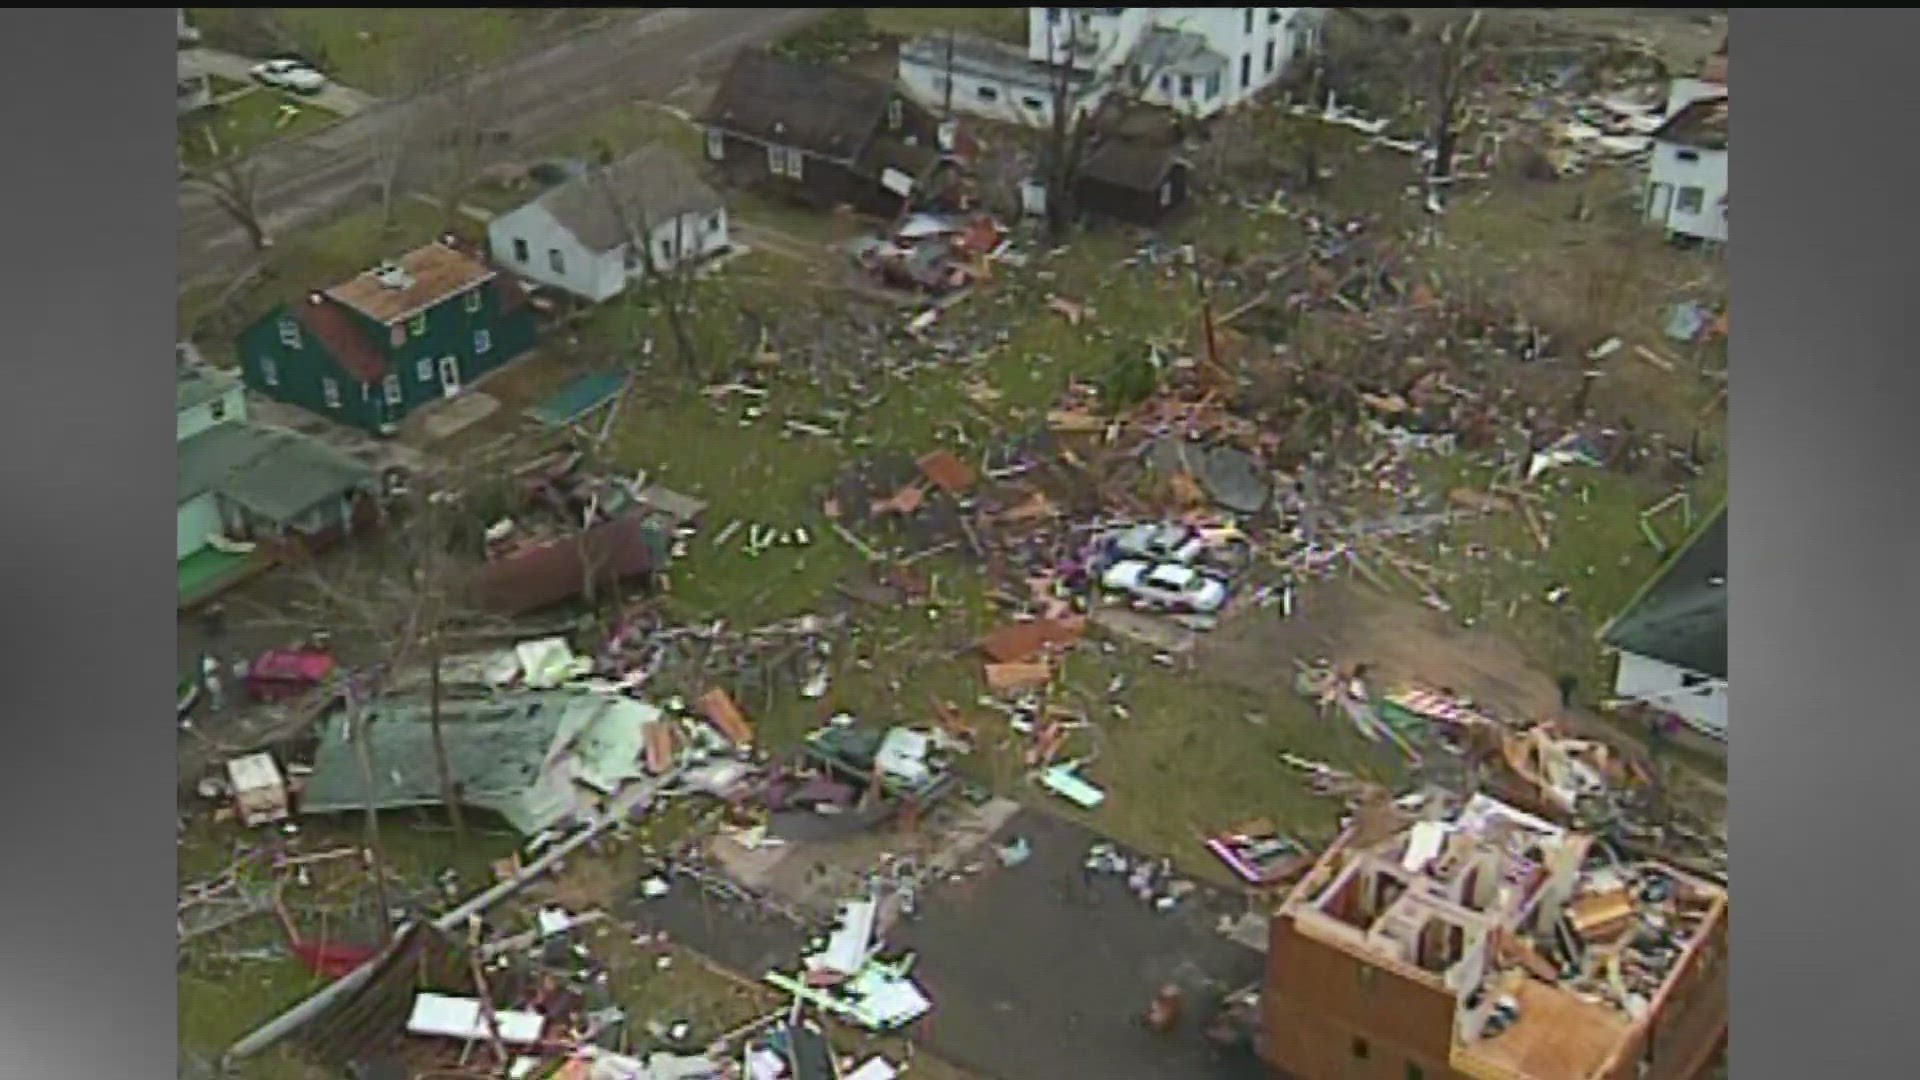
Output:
191,9,606,95
866,8,1027,43
178,87,339,167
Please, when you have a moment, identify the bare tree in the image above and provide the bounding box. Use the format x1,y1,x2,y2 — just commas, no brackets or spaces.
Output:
1035,10,1170,242
184,130,274,252
594,151,709,381
361,11,513,234
1421,10,1485,211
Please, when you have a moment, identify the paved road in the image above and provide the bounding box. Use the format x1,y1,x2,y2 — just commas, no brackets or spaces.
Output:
178,8,821,287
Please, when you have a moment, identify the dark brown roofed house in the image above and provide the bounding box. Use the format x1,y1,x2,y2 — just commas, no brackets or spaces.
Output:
1074,140,1193,228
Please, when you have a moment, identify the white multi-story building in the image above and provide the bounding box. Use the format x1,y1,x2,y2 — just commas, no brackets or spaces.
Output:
897,8,1323,127
1644,41,1728,244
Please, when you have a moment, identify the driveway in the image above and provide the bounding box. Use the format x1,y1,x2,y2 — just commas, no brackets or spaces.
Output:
625,807,1271,1080
178,8,822,287
178,46,378,115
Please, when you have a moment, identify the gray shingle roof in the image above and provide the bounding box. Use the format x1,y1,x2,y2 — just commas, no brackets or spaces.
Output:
176,366,238,413
1134,27,1227,78
536,144,724,254
701,50,892,163
177,422,376,524
1601,505,1727,678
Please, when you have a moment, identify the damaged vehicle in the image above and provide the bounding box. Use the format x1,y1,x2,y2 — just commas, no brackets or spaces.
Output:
1101,559,1230,614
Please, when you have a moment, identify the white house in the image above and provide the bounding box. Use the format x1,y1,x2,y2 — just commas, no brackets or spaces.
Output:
1600,506,1727,744
901,9,1322,128
1027,7,1324,121
1645,85,1728,243
487,145,729,304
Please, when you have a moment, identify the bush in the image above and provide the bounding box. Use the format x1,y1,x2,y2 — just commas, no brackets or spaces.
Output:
771,9,879,64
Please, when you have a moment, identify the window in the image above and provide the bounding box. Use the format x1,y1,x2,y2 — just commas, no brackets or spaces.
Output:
464,289,482,313
1676,186,1705,213
1351,1038,1370,1061
1265,40,1276,73
707,214,723,234
768,144,803,179
1180,75,1194,98
1205,73,1222,99
705,127,724,160
474,329,493,355
549,248,566,274
1244,9,1254,34
1242,53,1252,88
1159,74,1173,94
416,358,433,382
1269,8,1282,25
277,318,302,348
207,399,226,423
1022,95,1045,111
408,313,426,337
886,98,903,130
322,377,341,409
1676,148,1700,163
383,374,402,405
259,356,279,387
512,237,529,263
977,84,999,102
657,238,673,264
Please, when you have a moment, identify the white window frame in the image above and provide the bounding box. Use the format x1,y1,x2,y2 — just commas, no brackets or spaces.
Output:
464,289,482,313
512,237,530,262
408,313,426,338
706,127,725,160
549,248,566,274
322,377,342,409
474,328,493,355
260,356,279,387
277,318,302,348
1676,186,1706,214
707,213,723,235
383,374,402,405
416,358,433,382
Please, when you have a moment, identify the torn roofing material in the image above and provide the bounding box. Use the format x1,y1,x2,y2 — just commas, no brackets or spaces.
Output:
299,690,660,835
1600,504,1726,678
701,49,892,164
1651,94,1728,152
534,144,724,254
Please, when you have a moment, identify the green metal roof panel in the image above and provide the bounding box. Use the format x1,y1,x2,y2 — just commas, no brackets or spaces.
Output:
1601,504,1727,678
176,366,238,413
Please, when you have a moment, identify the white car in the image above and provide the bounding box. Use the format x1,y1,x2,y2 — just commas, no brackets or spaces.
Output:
250,59,328,95
1101,559,1229,614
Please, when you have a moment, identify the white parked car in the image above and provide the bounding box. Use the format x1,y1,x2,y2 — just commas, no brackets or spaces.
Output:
1101,559,1229,614
250,58,328,95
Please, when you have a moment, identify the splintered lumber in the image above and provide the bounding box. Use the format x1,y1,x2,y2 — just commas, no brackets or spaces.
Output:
698,688,754,747
977,617,1086,664
985,661,1052,693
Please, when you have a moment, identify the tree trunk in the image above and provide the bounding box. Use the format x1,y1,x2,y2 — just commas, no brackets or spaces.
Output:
426,633,466,853
349,695,396,944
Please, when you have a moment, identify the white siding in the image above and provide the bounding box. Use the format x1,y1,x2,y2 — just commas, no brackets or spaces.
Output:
897,53,1107,128
487,202,616,303
176,384,248,443
1025,7,1317,121
177,492,222,561
1645,141,1728,243
1612,651,1727,740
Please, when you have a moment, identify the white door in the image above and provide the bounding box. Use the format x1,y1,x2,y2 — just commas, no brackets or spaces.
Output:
1647,182,1673,227
438,356,462,398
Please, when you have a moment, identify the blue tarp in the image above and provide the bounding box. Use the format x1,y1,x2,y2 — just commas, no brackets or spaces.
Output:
527,372,627,428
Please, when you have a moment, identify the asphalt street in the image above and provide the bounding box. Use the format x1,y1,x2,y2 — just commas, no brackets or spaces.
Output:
178,8,820,286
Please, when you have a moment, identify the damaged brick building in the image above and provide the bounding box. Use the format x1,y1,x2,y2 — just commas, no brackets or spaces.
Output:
1262,795,1726,1080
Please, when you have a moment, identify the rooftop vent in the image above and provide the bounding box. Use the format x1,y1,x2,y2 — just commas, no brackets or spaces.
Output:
371,261,415,290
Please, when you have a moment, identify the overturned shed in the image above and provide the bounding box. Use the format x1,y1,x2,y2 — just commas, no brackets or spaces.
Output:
470,510,665,616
